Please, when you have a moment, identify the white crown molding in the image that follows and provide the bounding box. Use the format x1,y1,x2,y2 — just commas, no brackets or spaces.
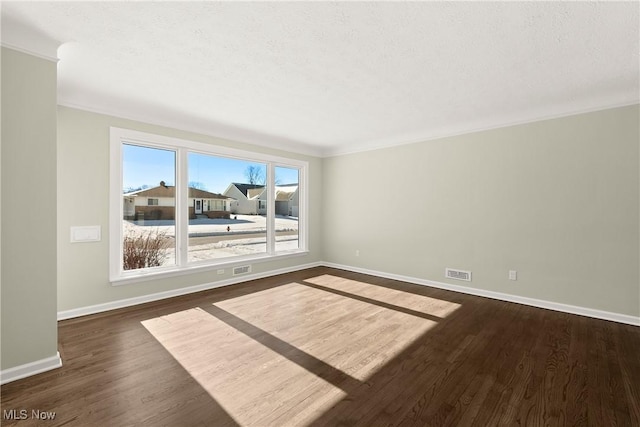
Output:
1,15,60,62
62,99,639,160
0,42,58,63
322,100,640,157
0,352,62,385
58,99,640,158
57,100,325,158
58,262,323,321
323,262,640,327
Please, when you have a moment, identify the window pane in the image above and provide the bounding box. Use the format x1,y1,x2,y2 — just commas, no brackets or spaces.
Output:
188,153,267,263
122,144,176,270
274,166,299,251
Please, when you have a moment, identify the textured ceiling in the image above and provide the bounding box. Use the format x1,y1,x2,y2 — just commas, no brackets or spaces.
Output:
2,2,638,156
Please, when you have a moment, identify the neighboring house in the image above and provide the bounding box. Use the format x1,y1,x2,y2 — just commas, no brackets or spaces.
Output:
123,184,234,220
277,184,299,217
223,183,265,215
255,184,299,216
223,183,299,216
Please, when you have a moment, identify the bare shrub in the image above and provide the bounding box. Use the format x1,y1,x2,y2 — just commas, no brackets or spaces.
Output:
123,230,170,270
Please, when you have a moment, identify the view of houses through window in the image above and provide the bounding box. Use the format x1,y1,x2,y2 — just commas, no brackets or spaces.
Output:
119,139,302,274
274,166,299,252
122,144,177,270
187,153,269,263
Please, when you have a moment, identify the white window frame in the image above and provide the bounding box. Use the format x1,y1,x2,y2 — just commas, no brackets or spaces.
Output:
110,127,308,285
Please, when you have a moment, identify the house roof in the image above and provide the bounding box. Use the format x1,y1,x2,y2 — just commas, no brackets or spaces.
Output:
230,183,265,197
124,185,232,200
222,183,298,201
247,188,265,199
275,185,298,201
275,191,293,201
189,187,234,200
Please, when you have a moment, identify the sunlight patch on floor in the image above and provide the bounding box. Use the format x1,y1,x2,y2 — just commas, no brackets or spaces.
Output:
142,307,346,426
141,277,456,425
214,282,439,381
304,274,461,318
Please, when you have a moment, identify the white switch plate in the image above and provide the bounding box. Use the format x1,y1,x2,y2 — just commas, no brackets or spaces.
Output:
509,270,517,280
71,226,101,243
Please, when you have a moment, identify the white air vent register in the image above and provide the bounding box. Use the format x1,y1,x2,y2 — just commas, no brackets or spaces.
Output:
445,268,472,282
233,265,252,276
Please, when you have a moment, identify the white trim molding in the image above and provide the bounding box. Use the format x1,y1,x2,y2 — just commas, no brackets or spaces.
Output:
322,101,640,157
1,15,61,62
59,260,640,327
59,101,324,157
58,262,323,321
323,262,640,327
0,352,62,385
109,126,309,284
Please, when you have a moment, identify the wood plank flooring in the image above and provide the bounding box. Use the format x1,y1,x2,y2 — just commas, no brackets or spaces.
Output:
1,267,639,426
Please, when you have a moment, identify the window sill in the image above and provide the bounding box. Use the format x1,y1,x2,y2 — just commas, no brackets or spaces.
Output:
110,250,309,286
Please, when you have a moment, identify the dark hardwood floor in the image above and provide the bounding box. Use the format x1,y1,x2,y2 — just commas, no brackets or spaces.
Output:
2,267,639,426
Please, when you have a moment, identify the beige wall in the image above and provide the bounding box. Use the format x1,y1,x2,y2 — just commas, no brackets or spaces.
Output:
322,105,640,317
57,106,322,311
1,48,58,369
3,47,638,377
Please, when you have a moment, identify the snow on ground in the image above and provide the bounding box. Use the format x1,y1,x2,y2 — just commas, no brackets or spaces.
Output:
186,236,299,262
123,214,299,263
124,214,297,237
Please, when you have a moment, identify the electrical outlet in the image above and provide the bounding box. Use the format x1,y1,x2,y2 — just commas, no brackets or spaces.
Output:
509,270,517,281
217,269,225,275
355,250,360,257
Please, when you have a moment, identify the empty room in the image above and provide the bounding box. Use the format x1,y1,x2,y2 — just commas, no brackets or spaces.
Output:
1,2,639,426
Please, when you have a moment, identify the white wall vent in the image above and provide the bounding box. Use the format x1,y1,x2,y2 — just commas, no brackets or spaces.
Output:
233,265,251,276
446,268,472,282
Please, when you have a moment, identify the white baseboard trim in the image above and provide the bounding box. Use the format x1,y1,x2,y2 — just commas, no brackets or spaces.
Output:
57,260,639,326
58,262,323,321
324,262,640,327
0,352,62,385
